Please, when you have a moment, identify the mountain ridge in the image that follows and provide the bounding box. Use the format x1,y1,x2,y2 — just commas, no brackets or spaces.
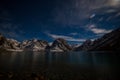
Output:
0,28,120,52
74,28,120,51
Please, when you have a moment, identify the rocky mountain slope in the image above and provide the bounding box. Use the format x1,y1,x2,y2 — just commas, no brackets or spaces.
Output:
74,39,93,51
90,28,120,51
0,34,72,52
0,28,120,52
75,28,120,51
0,33,49,51
20,39,48,51
48,38,72,52
0,33,21,51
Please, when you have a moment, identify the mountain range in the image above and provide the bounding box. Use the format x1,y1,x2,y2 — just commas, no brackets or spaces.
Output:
0,28,120,52
75,28,120,51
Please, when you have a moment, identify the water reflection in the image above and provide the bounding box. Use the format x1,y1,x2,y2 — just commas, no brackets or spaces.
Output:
0,51,119,79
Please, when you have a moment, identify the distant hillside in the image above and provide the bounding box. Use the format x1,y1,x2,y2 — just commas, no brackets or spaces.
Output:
75,28,120,51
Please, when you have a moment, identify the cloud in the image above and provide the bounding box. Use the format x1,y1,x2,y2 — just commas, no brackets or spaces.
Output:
90,14,96,19
0,22,21,32
107,0,120,7
115,12,120,17
6,32,20,38
87,24,112,34
0,10,25,40
69,32,78,36
46,33,86,42
90,28,112,34
52,0,120,26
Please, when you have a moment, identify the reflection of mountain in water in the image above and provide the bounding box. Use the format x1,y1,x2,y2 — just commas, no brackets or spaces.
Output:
0,51,119,80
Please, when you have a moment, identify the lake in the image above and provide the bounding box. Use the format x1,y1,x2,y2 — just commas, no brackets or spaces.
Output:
0,51,119,80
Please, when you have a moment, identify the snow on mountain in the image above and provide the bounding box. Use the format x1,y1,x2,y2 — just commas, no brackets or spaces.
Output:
0,33,22,51
1,28,120,52
20,39,49,51
50,38,72,52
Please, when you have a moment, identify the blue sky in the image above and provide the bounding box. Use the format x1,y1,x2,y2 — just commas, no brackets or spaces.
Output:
0,0,120,44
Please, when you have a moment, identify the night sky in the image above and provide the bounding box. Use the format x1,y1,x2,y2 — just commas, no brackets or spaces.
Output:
0,0,120,44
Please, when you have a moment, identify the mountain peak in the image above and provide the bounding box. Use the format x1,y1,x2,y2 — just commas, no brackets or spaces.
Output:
75,27,120,51
0,27,120,52
49,38,72,52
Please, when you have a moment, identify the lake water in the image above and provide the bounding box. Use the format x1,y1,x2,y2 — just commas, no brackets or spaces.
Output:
0,51,120,80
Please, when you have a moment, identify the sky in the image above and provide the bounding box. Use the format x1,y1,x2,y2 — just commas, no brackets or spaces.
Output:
0,0,120,44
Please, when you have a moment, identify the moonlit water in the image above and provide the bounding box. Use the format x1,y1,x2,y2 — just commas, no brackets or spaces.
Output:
0,51,119,80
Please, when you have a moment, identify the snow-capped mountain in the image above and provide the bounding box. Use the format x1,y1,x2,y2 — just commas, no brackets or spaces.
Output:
49,38,72,52
6,39,21,50
0,34,49,51
1,28,120,52
1,33,72,52
0,33,21,51
20,39,49,51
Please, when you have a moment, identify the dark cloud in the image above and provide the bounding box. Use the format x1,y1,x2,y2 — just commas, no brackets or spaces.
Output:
52,0,120,26
0,9,25,40
46,32,86,42
0,0,120,43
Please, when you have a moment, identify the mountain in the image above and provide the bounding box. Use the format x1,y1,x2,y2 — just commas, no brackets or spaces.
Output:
0,33,6,46
75,28,120,51
0,33,21,51
1,28,120,52
0,34,49,51
74,39,93,51
20,39,48,51
49,38,72,52
6,39,21,50
89,28,120,51
0,34,72,52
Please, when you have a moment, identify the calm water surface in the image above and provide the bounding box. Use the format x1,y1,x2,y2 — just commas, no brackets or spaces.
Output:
0,51,120,80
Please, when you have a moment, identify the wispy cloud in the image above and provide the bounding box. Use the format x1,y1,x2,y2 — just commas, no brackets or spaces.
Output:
0,10,25,40
90,28,112,34
69,32,78,36
46,33,86,42
108,0,120,7
87,24,112,34
52,0,120,26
